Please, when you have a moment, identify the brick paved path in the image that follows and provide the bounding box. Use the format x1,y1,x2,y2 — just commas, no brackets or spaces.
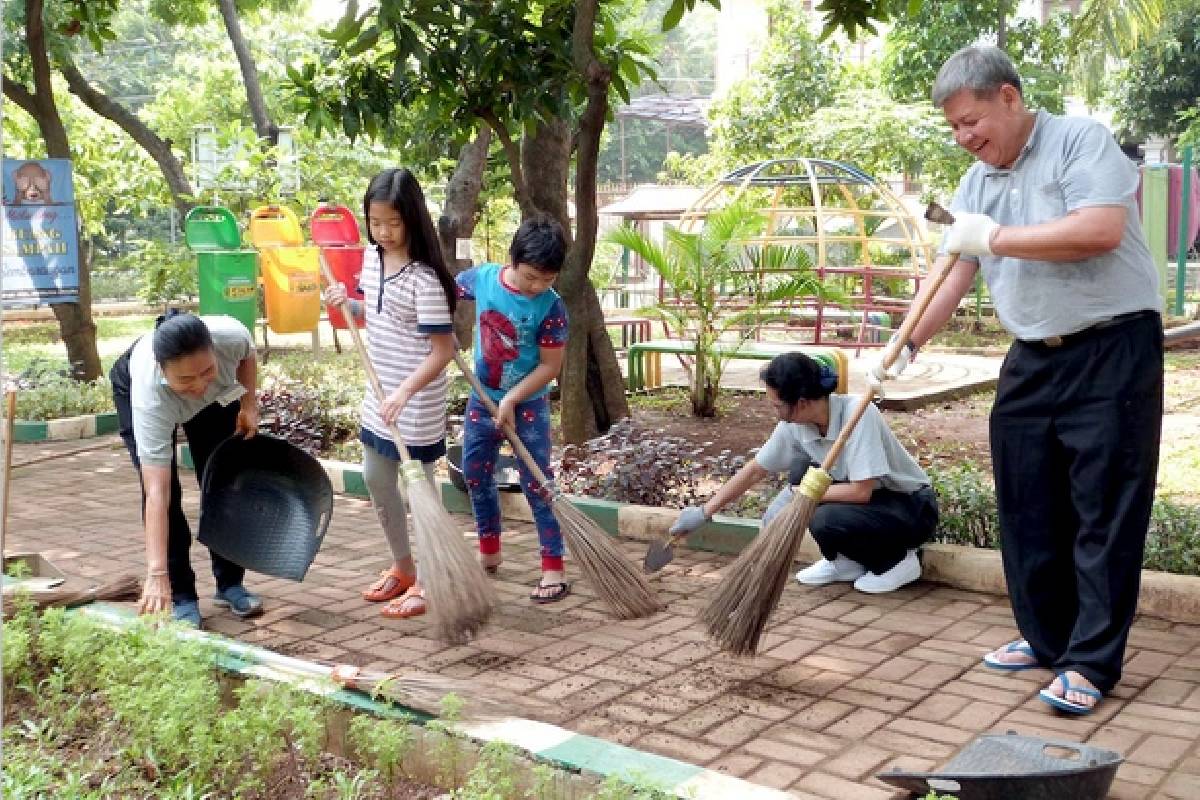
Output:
7,437,1200,799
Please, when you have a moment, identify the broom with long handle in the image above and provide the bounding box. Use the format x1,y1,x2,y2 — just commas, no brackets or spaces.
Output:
450,350,662,620
317,253,495,644
700,203,961,655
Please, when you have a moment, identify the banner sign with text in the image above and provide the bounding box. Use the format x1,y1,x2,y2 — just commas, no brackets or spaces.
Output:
1,158,81,306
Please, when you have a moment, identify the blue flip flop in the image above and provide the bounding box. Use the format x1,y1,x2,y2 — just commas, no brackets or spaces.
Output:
982,639,1039,671
1039,672,1103,715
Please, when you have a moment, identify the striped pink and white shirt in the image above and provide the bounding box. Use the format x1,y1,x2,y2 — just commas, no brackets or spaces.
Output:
357,246,454,449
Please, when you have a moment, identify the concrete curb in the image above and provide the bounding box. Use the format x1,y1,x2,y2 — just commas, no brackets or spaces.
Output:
78,604,791,799
181,447,1200,625
13,411,119,443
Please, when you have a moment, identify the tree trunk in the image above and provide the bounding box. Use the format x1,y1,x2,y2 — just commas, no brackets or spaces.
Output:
217,0,274,141
557,0,630,444
438,128,491,348
13,0,100,380
59,59,196,220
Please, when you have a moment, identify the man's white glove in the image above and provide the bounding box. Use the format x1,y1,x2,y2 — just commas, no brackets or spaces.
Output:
943,212,999,257
865,335,916,391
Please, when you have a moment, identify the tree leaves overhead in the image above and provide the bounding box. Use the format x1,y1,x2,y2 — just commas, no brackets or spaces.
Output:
289,0,664,148
1110,0,1200,139
881,0,1070,114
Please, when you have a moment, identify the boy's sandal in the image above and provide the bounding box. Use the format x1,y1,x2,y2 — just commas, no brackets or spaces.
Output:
362,567,416,602
381,586,426,619
1038,672,1103,715
530,581,571,604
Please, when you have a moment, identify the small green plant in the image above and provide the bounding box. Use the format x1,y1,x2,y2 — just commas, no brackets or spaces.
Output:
347,713,417,794
927,463,1001,549
607,201,834,417
427,693,467,787
451,741,522,799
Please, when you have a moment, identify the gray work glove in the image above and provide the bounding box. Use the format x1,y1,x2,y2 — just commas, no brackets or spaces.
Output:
669,505,710,535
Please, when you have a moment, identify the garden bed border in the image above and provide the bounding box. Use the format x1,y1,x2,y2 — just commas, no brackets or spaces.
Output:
77,604,793,800
13,411,119,442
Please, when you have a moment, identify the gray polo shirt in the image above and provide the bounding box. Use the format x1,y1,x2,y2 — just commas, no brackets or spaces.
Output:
130,315,253,467
945,110,1160,340
755,395,929,493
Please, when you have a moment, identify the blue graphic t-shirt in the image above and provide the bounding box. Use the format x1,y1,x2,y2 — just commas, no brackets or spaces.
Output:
456,263,568,402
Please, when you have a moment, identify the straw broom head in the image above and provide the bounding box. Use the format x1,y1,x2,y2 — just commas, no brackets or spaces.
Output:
330,665,548,720
10,574,142,615
550,495,662,619
402,463,496,644
699,467,831,656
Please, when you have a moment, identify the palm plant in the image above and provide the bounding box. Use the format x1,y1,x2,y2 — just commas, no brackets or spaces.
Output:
606,202,833,417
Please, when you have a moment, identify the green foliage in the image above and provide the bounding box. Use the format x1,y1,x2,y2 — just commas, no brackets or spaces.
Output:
927,462,1200,576
706,0,843,158
11,361,113,420
347,713,417,787
791,89,974,198
131,241,197,307
607,202,830,416
882,1,1070,114
927,462,1000,549
1111,0,1200,140
1145,498,1200,575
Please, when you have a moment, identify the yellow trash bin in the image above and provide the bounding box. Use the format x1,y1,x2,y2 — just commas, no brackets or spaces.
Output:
248,205,321,334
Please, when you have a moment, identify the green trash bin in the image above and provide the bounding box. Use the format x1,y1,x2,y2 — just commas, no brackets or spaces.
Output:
184,206,259,334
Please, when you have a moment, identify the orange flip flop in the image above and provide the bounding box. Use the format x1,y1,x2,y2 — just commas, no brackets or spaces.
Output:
381,585,426,619
362,567,416,602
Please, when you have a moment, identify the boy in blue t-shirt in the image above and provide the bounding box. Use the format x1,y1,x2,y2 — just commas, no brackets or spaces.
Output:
456,215,570,603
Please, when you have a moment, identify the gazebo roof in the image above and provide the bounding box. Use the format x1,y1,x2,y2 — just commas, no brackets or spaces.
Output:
598,184,704,220
614,94,710,128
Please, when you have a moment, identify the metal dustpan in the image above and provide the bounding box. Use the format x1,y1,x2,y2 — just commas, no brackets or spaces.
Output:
2,552,67,594
877,732,1122,800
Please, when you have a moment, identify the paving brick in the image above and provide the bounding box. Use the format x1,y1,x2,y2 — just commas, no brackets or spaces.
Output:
631,731,722,764
744,737,828,767
707,753,763,779
818,743,893,781
746,761,807,790
1128,735,1194,769
794,770,896,800
700,712,776,748
825,708,891,739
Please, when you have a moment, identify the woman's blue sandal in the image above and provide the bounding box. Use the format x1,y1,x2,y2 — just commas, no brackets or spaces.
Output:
982,639,1039,671
1039,672,1102,715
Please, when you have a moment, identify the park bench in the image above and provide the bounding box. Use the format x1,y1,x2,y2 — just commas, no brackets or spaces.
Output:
627,339,849,392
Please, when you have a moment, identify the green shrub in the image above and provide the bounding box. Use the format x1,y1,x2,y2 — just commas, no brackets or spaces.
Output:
927,463,1001,549
927,463,1200,576
1144,499,1200,575
12,361,113,420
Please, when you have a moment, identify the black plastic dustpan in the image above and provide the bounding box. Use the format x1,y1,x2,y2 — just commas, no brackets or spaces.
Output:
198,434,333,581
877,732,1122,800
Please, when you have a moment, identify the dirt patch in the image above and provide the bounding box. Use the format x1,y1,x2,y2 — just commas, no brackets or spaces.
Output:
624,342,1200,502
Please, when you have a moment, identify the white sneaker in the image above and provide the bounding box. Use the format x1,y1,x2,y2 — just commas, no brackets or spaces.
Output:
853,550,921,594
795,555,866,586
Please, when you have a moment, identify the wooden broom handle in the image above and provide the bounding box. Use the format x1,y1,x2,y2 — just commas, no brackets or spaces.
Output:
823,204,960,470
316,252,416,467
1,389,15,560
450,350,555,492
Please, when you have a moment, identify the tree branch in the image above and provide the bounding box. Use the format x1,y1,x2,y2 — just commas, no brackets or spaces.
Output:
2,76,39,117
59,57,196,217
478,108,532,217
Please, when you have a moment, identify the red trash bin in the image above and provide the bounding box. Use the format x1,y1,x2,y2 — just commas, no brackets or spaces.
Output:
310,203,366,329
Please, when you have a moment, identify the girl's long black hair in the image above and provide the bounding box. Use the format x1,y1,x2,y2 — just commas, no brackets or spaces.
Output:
363,168,457,313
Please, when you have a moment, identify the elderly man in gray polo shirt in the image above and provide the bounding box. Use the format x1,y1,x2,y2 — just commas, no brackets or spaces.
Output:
869,45,1163,716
